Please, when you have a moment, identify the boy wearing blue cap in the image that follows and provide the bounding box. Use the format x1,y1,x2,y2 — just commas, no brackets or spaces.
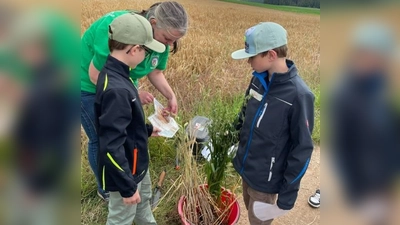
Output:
231,22,315,225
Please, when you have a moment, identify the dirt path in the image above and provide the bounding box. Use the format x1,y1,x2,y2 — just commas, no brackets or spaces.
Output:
236,147,320,225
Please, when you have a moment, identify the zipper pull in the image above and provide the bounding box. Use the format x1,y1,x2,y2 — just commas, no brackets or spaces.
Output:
268,157,275,182
270,157,275,170
258,103,268,116
268,171,272,182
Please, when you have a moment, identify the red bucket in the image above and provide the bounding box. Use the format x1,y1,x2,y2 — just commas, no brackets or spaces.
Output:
178,185,240,225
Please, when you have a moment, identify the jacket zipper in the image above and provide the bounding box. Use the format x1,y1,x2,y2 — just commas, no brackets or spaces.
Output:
256,103,268,128
240,73,275,175
268,157,275,181
132,147,138,175
239,97,266,174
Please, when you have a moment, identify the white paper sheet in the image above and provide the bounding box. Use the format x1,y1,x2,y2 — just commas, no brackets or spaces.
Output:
253,201,289,221
148,98,179,138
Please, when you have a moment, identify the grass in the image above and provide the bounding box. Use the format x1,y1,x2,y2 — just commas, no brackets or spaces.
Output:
218,0,320,15
81,0,320,224
312,87,321,143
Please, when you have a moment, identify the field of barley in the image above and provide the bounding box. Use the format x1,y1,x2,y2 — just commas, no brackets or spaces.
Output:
81,0,320,224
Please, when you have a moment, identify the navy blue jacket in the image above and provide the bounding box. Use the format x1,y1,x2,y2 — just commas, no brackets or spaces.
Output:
233,60,315,210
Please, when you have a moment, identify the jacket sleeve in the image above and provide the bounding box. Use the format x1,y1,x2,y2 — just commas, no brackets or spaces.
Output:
98,88,137,198
146,123,154,137
277,91,315,210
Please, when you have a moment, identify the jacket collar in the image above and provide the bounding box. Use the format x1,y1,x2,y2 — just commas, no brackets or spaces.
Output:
252,59,298,91
104,55,130,79
272,59,298,83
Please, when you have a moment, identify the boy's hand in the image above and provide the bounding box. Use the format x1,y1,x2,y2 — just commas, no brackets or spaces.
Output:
151,127,161,137
123,190,141,205
139,91,154,105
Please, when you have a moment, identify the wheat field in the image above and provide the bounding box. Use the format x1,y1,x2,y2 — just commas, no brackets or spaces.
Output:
81,0,319,112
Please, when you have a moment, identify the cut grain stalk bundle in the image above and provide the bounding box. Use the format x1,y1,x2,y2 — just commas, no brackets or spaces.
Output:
178,122,217,224
178,98,241,225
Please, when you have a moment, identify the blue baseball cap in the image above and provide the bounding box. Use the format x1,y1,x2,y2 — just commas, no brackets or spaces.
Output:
231,22,287,59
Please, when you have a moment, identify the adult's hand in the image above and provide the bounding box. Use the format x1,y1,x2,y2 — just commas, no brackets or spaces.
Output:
147,70,178,116
163,96,178,117
139,91,154,105
123,190,141,205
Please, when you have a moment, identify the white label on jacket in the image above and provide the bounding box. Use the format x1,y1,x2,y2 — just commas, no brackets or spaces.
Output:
249,88,262,101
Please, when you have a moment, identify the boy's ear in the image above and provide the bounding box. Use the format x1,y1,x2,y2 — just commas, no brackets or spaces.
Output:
269,50,278,60
132,45,141,54
126,45,139,55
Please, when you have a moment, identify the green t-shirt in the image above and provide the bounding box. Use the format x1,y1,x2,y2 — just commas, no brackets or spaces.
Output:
81,10,170,93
